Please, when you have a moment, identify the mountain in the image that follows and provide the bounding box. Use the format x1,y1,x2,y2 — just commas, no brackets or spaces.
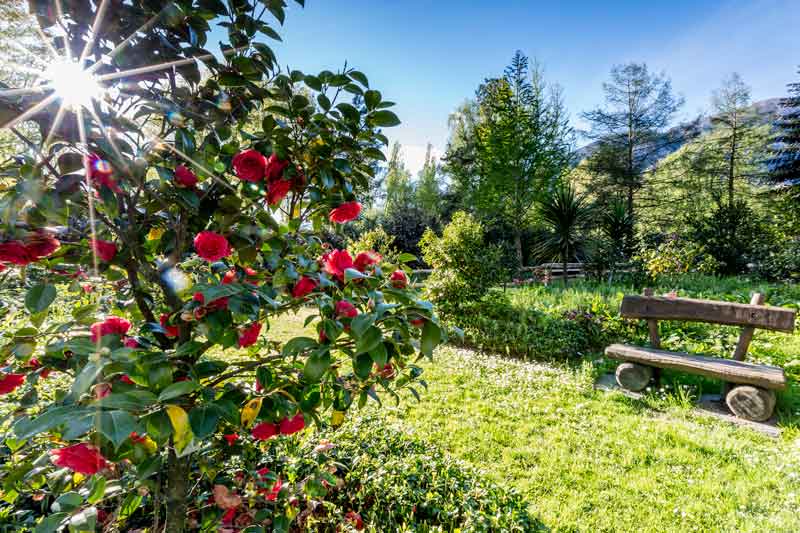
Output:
575,98,781,167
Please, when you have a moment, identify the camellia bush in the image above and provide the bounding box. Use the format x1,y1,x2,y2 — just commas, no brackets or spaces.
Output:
0,1,442,531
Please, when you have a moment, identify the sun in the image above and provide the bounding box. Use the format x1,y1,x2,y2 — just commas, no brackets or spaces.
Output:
44,59,104,109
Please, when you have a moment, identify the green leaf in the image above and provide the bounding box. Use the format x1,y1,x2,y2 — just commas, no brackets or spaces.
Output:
421,321,441,358
355,326,383,354
349,70,369,87
364,89,381,110
52,492,82,513
188,405,220,439
353,352,372,380
369,110,401,127
397,252,417,263
350,313,375,337
370,342,388,367
97,411,141,449
344,268,367,282
303,350,331,382
70,361,106,399
35,513,69,533
87,476,106,504
158,381,201,402
282,336,317,357
25,284,56,314
94,391,157,411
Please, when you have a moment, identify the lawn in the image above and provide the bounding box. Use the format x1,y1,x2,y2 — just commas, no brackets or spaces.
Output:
273,276,800,532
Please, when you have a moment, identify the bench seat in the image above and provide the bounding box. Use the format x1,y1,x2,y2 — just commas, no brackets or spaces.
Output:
605,343,787,390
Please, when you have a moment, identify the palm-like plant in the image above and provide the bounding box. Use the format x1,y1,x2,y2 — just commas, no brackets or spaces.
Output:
600,198,635,281
536,183,593,285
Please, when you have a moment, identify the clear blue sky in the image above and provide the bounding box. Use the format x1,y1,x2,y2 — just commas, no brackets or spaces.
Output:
247,0,800,174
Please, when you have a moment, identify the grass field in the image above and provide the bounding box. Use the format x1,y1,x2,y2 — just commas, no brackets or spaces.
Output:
268,275,800,532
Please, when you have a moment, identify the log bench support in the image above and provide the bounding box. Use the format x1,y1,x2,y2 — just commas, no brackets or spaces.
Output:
605,290,794,422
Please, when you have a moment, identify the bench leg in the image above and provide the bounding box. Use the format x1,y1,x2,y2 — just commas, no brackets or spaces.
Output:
615,362,653,392
725,385,776,422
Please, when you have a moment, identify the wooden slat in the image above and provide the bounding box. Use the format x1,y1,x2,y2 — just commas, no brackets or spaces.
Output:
605,344,787,390
733,293,766,360
619,295,796,332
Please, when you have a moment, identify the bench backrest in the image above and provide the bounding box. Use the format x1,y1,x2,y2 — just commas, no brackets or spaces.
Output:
620,294,796,333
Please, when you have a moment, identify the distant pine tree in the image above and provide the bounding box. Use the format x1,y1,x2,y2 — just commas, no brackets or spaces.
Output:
766,69,800,195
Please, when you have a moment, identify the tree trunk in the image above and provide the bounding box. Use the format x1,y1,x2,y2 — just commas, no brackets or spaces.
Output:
562,256,568,286
514,231,524,274
164,446,189,532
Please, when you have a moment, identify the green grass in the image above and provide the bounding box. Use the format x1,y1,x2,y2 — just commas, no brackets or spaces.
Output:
267,276,800,532
377,347,800,533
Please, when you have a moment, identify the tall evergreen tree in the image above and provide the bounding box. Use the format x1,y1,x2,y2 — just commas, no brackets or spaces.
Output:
581,63,684,218
766,68,800,197
383,141,414,214
415,143,441,219
445,51,574,268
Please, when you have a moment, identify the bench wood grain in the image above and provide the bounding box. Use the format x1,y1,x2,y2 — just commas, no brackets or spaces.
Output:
605,343,787,390
619,295,796,332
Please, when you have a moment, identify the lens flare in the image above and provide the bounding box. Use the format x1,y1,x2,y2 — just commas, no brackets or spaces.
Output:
44,59,104,109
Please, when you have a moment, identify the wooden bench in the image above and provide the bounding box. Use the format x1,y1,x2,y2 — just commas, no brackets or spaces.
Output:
605,289,796,422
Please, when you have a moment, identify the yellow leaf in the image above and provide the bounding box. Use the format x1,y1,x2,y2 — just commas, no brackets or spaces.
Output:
165,405,194,454
139,435,158,455
240,398,263,428
147,227,165,241
72,473,85,485
331,410,345,429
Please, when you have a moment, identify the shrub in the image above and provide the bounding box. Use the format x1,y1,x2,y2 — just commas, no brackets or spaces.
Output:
636,234,719,279
347,227,400,263
0,3,444,532
451,291,622,360
419,212,506,317
310,416,540,532
754,238,800,281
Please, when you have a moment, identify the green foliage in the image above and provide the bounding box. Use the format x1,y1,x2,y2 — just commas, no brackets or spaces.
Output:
316,416,539,532
347,227,399,262
452,291,620,360
419,212,505,316
692,200,773,274
534,182,592,281
0,2,444,532
445,51,573,267
636,234,719,279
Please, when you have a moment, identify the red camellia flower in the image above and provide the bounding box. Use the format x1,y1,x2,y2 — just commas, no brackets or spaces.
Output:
265,153,290,182
279,413,305,435
94,382,112,399
24,232,60,259
174,165,198,188
87,154,121,193
123,337,140,348
291,276,318,298
354,251,381,272
0,373,25,395
119,375,135,385
193,231,232,262
90,316,132,342
160,314,179,338
265,479,282,501
328,201,361,224
232,149,267,182
390,270,408,289
194,292,229,311
345,511,365,530
410,318,426,328
221,270,237,284
0,262,6,272
0,241,33,265
321,249,354,282
90,239,117,262
251,422,279,441
335,300,359,319
266,179,292,206
50,443,108,475
238,322,262,348
223,434,239,446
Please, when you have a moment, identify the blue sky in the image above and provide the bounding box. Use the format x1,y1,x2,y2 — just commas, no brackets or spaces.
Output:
252,0,800,174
